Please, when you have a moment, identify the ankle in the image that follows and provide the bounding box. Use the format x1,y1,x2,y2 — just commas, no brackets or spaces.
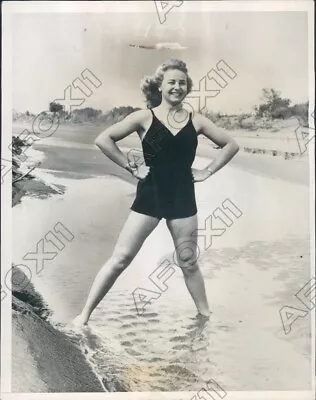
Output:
79,310,90,323
197,309,210,318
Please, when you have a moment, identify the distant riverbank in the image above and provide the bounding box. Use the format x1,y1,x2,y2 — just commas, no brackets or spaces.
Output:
12,113,309,161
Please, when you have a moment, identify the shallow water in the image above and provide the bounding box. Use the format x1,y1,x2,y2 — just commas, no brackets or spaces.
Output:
58,237,310,392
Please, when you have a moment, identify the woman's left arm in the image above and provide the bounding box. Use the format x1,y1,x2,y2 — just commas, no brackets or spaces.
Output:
195,114,240,179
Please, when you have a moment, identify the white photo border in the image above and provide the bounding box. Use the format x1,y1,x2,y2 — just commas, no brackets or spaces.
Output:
1,1,315,399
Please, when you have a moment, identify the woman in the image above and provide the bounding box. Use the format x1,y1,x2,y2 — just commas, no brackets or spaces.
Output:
73,59,239,326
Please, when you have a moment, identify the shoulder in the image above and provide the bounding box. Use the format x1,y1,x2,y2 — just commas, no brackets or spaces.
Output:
191,112,216,134
125,108,152,126
129,108,151,120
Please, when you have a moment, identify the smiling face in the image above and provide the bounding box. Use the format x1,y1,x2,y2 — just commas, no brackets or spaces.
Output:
160,68,188,105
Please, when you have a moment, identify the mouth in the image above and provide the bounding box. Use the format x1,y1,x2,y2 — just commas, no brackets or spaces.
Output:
170,92,183,97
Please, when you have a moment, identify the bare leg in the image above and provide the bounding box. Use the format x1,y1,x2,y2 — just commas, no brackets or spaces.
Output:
72,211,160,326
166,214,210,317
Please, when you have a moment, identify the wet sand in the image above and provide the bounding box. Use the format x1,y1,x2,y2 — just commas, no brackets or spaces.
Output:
11,129,312,392
12,311,105,392
11,268,105,392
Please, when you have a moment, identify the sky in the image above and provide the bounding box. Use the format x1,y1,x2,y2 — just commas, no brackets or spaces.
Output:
12,9,309,115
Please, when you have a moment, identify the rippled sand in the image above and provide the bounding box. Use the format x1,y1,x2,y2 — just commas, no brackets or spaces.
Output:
70,237,309,392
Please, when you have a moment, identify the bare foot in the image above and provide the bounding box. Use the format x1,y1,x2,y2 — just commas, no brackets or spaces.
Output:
71,314,89,328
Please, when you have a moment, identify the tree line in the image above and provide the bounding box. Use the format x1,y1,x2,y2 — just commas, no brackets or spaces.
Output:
14,88,308,126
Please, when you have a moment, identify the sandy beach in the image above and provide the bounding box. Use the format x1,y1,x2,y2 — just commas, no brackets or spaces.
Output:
10,121,312,393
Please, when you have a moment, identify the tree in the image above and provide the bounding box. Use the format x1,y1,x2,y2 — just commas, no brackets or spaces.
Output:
49,102,64,113
255,88,291,119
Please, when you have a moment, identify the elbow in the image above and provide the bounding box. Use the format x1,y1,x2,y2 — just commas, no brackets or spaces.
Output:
231,140,240,155
94,131,110,149
94,136,102,149
222,139,239,155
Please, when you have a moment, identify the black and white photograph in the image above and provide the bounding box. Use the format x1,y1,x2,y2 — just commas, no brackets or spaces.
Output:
1,1,315,399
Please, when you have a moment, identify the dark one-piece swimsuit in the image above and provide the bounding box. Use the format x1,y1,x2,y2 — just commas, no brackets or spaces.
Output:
130,108,198,220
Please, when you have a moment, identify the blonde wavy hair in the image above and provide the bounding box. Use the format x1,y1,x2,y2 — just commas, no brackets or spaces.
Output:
140,59,193,109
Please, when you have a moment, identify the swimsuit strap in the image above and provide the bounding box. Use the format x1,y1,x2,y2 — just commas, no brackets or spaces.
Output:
150,108,192,120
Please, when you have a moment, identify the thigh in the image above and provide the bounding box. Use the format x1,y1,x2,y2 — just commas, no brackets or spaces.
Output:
166,214,199,265
112,210,160,258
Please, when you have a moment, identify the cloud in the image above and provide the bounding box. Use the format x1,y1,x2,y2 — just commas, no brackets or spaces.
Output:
129,42,187,50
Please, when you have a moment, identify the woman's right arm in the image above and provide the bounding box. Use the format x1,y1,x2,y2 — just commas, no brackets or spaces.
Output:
94,109,148,173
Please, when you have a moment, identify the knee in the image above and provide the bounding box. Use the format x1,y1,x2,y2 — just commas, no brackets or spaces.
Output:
110,250,134,271
176,248,199,274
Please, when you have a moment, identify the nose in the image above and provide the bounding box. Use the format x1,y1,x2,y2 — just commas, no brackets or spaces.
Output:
174,82,180,90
